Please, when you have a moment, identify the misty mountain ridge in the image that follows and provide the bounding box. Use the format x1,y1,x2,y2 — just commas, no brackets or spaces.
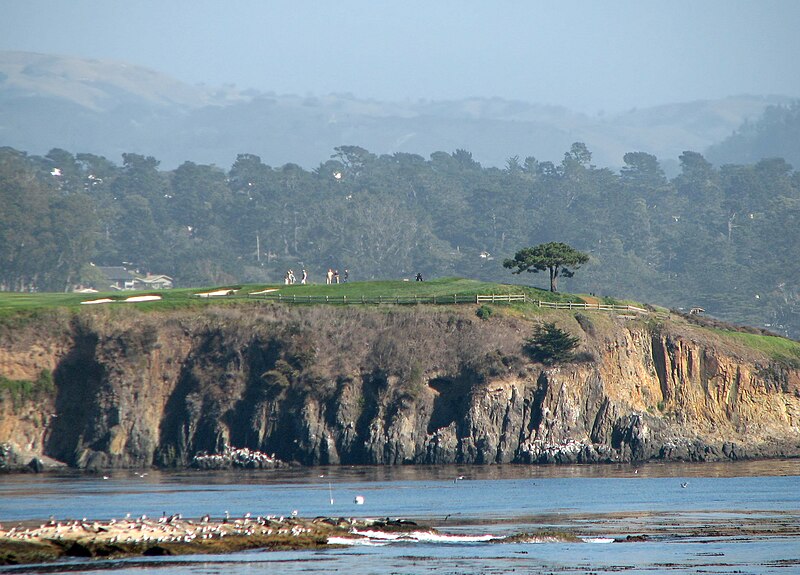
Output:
0,51,792,170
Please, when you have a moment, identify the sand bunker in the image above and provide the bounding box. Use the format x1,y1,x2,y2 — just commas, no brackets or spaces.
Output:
123,295,162,303
195,289,238,297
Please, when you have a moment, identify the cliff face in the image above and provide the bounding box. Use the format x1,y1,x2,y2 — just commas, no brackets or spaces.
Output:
1,305,798,470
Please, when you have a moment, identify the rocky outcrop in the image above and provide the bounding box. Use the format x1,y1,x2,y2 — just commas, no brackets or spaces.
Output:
1,304,798,470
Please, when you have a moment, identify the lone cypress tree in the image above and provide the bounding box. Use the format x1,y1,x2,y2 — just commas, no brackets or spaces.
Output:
503,242,589,292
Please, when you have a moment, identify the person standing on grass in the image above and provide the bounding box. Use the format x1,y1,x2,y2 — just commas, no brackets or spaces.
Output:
326,268,333,285
301,269,307,285
343,269,349,283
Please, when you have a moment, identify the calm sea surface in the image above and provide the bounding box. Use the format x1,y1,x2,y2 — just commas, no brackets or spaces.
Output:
1,460,799,574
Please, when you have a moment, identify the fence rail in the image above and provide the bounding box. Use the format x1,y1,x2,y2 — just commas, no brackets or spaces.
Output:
245,291,647,313
532,300,648,313
247,293,517,305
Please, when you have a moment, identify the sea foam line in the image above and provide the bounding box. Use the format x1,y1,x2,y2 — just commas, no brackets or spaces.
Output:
581,536,615,544
351,529,501,543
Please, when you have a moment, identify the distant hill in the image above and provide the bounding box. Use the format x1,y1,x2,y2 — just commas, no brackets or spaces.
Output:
706,101,800,169
0,51,792,169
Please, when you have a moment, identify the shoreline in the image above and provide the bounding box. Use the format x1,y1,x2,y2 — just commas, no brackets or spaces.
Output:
0,515,422,566
4,508,800,567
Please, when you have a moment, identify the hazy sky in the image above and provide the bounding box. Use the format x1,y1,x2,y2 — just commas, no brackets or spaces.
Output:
2,0,799,113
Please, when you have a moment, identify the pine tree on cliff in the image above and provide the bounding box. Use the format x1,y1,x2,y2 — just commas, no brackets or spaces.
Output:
503,242,589,292
524,322,580,365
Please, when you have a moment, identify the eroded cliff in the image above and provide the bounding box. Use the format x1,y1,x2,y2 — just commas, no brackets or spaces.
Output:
1,304,798,470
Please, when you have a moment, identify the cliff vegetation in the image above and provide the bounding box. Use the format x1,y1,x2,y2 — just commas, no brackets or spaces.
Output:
1,285,799,470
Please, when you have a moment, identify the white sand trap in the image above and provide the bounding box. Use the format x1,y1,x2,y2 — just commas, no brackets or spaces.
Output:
249,288,279,295
195,289,238,297
80,298,115,305
123,295,162,303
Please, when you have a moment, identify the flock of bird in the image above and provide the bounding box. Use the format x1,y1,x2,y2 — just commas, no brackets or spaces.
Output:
0,512,317,546
191,447,280,469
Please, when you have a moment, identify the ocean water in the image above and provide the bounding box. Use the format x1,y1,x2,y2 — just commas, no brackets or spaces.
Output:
1,460,799,574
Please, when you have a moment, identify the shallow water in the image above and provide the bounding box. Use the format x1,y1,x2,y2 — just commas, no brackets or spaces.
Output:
2,460,799,574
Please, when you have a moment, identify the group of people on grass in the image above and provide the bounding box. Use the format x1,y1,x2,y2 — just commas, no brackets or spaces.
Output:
284,268,349,285
283,269,307,285
283,268,424,285
325,268,348,284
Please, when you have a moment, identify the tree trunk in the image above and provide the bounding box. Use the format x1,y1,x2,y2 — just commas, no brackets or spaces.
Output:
549,266,558,292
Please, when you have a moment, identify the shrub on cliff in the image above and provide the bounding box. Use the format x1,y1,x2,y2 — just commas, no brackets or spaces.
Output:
475,305,493,320
523,323,580,365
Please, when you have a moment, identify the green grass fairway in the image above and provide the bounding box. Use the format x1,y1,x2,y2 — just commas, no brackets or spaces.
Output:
0,277,576,316
251,277,574,300
713,329,800,364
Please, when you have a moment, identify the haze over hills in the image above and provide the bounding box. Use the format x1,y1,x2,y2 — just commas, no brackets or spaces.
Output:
0,51,791,170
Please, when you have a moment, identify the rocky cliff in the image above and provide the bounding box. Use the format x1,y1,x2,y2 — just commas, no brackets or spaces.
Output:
1,304,799,470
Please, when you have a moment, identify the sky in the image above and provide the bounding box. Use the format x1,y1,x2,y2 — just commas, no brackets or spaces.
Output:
2,0,800,114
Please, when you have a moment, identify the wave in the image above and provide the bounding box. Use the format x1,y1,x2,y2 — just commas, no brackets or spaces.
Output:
351,529,502,544
581,537,615,544
332,529,614,547
327,536,389,546
328,529,615,545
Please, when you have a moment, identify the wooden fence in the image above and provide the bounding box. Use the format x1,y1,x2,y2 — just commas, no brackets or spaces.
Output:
247,293,519,305
532,300,648,313
246,291,647,313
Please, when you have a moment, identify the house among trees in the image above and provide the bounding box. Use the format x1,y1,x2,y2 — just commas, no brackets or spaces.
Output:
95,266,137,290
135,273,173,290
92,266,173,291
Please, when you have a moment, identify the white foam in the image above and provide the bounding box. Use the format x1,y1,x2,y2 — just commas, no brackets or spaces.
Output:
352,529,500,543
351,529,404,541
582,537,615,544
327,536,388,546
408,531,500,543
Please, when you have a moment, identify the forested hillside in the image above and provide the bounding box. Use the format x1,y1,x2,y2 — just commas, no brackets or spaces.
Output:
1,143,798,337
707,101,800,170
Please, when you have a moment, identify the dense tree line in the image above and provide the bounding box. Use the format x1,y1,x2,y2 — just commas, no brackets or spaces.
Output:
708,101,800,171
0,142,798,337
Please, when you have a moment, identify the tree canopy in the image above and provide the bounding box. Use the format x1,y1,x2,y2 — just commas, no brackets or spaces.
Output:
503,243,589,292
523,322,581,365
0,142,799,339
